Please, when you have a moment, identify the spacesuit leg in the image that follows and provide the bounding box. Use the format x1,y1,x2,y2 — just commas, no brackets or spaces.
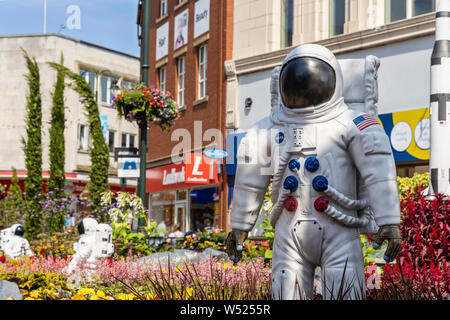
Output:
320,234,365,300
271,211,316,300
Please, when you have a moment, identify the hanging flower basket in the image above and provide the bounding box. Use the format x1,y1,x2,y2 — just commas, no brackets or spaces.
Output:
111,83,182,131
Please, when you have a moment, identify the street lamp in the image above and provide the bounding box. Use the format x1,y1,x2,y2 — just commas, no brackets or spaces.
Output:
139,0,150,215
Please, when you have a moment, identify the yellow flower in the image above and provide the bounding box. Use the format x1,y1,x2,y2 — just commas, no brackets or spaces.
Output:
96,290,106,298
7,297,14,300
77,288,96,296
89,295,100,300
71,294,87,300
29,291,40,299
185,287,194,298
117,293,135,300
145,292,157,300
24,297,35,300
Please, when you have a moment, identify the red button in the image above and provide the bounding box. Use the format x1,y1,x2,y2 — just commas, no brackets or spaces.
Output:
314,197,329,212
284,196,298,212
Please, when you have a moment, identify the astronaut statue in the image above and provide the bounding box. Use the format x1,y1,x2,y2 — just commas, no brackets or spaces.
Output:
225,44,402,300
66,218,114,276
0,224,33,258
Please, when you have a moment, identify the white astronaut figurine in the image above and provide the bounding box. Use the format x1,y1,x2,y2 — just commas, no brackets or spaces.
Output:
94,223,114,258
0,224,33,258
225,44,402,300
66,218,114,275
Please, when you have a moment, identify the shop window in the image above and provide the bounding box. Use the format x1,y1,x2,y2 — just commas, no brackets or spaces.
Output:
330,0,346,36
177,189,187,201
190,187,219,232
281,0,293,48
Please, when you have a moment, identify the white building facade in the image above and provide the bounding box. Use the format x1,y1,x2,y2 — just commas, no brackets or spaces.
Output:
226,0,439,177
0,34,140,193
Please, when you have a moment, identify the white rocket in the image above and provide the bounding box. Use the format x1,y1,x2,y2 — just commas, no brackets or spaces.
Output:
428,0,450,196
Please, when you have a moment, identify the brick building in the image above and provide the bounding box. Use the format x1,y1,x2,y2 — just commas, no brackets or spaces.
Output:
138,0,234,232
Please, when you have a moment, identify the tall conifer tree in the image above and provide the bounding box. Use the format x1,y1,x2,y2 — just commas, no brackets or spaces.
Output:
22,49,43,237
48,53,66,198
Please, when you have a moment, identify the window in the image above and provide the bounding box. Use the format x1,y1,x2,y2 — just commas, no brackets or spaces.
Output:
121,133,136,148
177,56,185,106
108,130,115,153
385,0,435,23
80,69,96,93
281,0,294,48
330,0,346,36
386,0,407,22
159,66,166,94
122,80,135,90
198,45,207,99
78,124,88,151
160,0,168,17
101,75,118,105
412,0,435,17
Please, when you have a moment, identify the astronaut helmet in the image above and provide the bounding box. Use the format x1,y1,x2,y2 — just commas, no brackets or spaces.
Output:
77,218,98,236
11,224,25,237
278,44,343,110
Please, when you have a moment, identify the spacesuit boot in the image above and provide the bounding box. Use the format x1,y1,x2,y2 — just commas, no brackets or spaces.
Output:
227,44,401,300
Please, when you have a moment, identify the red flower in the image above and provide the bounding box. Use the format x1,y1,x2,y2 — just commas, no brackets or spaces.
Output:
0,254,6,263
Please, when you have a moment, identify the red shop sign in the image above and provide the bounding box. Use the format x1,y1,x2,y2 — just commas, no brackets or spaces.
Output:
146,153,218,192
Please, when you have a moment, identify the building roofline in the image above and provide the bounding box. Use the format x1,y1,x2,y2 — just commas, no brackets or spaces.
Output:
0,33,140,60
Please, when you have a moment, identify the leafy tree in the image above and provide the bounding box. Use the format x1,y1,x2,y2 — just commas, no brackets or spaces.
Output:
0,168,26,229
22,49,43,237
48,53,66,198
49,62,110,220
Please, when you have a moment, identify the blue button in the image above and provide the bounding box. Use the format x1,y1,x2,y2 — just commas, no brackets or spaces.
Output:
288,159,301,172
283,176,299,192
305,157,320,172
312,175,328,192
275,132,284,144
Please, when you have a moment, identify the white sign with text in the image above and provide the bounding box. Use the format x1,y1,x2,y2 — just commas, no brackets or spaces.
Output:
194,0,210,38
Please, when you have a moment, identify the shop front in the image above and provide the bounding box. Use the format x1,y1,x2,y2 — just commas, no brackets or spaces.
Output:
379,107,430,176
146,153,220,233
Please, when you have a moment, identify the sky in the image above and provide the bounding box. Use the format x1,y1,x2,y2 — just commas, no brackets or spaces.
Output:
0,0,140,57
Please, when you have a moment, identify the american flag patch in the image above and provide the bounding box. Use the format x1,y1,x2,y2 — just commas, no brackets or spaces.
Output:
353,114,379,131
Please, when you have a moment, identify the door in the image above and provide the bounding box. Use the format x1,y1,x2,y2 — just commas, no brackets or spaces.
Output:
174,203,188,233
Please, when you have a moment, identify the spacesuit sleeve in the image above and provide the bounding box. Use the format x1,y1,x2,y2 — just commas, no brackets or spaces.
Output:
229,126,272,232
347,121,401,226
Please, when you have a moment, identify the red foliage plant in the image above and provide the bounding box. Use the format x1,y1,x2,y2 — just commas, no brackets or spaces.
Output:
367,189,450,299
399,190,449,270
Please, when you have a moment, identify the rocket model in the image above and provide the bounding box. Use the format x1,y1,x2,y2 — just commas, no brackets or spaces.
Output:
428,0,450,196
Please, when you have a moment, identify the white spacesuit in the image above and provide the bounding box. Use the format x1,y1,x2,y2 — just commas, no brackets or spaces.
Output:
66,218,114,275
226,44,402,300
94,223,114,258
0,224,33,258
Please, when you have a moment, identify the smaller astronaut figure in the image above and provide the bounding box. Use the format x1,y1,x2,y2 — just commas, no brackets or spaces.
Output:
66,218,114,276
0,224,34,258
94,223,114,258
